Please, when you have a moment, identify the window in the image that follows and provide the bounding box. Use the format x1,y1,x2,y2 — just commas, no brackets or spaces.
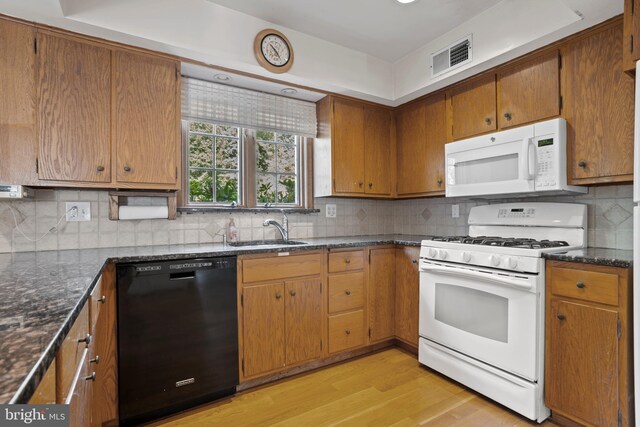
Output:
181,77,316,209
184,121,306,208
187,122,241,205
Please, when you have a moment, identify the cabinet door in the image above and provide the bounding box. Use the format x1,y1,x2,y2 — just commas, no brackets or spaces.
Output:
243,283,285,377
332,98,365,194
623,0,640,72
564,23,634,184
0,20,38,185
395,246,420,346
368,248,396,342
498,50,560,129
396,101,426,196
90,268,117,426
364,107,391,195
67,352,92,427
545,300,618,426
449,73,497,140
285,278,323,365
37,32,111,183
114,51,179,186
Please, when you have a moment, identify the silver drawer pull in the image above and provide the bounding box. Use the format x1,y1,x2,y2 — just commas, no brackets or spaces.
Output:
78,334,92,345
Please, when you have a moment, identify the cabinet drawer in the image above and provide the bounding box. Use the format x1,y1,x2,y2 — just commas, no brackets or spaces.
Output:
328,272,365,313
550,267,619,306
89,276,103,333
328,310,365,353
57,303,90,403
328,250,365,273
67,348,91,427
242,253,322,283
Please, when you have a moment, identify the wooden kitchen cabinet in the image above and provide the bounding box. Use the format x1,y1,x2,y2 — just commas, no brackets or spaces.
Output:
113,50,180,187
238,251,324,380
28,359,56,404
395,246,420,347
563,21,635,185
497,50,560,129
396,93,446,197
623,0,640,72
0,19,38,186
37,32,112,183
368,247,396,343
314,96,394,198
448,73,497,140
545,261,632,427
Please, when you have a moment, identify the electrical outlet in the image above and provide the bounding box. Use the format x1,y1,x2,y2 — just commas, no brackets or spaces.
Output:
66,202,91,222
452,204,460,218
326,204,337,218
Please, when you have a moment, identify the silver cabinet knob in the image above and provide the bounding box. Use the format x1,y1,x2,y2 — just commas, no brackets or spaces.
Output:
485,117,492,125
85,372,96,382
503,112,512,121
345,290,351,296
345,330,351,335
99,295,106,304
96,165,105,172
78,334,91,345
578,160,586,168
275,291,281,300
290,290,296,296
123,165,131,172
90,355,100,364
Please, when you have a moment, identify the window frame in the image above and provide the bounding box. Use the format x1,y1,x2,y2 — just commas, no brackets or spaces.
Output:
181,120,311,209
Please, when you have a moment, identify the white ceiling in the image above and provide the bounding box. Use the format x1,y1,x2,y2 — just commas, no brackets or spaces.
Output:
207,0,503,62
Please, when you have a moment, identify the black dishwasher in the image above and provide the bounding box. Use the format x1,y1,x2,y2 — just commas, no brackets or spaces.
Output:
117,257,238,426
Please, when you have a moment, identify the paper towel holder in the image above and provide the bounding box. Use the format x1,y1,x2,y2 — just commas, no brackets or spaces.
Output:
108,191,177,220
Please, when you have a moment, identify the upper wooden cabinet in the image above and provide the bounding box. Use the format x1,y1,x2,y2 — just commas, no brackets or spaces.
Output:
0,19,38,186
623,0,640,72
497,50,560,129
563,21,634,185
448,73,497,140
114,50,180,186
37,32,111,183
396,93,446,197
314,96,394,198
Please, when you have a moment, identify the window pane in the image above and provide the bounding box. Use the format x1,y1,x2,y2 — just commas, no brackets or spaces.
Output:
277,175,297,204
189,121,213,133
256,141,276,173
256,173,276,203
189,135,213,168
277,133,295,144
256,130,274,141
216,125,238,137
216,137,239,170
277,144,296,173
189,170,213,202
215,172,239,203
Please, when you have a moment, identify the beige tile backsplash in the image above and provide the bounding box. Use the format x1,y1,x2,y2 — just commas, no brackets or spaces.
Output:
0,185,633,253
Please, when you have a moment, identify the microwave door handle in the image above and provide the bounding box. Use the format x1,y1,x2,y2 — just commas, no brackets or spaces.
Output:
421,265,533,290
521,137,534,180
527,139,537,179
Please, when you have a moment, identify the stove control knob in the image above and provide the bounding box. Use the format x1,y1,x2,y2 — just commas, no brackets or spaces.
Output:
505,256,518,269
427,248,437,258
461,252,472,263
489,255,501,267
438,250,448,260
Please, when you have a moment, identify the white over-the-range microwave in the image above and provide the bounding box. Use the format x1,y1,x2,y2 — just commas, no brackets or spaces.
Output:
445,118,587,198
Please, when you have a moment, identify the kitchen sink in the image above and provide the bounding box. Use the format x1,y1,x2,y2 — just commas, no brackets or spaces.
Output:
228,239,309,247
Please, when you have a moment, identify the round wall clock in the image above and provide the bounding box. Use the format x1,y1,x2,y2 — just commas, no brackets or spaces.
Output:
254,29,294,74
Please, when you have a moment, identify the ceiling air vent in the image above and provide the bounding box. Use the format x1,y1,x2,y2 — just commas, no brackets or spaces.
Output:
431,35,472,78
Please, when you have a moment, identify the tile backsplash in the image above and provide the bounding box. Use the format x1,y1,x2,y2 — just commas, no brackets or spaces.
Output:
0,185,633,253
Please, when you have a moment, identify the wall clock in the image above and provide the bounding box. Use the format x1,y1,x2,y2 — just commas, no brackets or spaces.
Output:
254,29,294,74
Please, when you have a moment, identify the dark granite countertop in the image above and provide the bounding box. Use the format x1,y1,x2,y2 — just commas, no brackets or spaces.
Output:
543,247,633,269
0,234,431,404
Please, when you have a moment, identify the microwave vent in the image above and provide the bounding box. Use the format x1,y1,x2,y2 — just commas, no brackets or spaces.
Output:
431,35,472,77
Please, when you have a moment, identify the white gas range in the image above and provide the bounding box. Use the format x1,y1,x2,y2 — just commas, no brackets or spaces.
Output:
418,202,587,423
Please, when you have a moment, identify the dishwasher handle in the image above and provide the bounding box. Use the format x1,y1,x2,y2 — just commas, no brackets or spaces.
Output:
170,271,196,280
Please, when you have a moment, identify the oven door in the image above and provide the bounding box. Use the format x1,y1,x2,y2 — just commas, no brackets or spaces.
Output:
445,124,536,198
419,260,540,381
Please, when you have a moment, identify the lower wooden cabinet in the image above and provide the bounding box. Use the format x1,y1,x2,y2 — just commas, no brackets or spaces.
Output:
545,261,632,427
395,246,420,347
328,310,365,353
239,252,324,380
368,247,396,343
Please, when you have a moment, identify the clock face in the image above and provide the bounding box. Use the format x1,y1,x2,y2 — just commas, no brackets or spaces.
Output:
261,34,291,67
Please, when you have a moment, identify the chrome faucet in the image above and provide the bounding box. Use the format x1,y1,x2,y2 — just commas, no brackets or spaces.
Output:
263,210,289,241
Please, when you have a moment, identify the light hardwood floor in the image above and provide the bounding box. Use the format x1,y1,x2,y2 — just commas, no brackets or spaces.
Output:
150,348,558,426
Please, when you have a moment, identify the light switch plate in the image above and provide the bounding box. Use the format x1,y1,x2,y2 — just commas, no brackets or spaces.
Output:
66,202,91,222
326,204,337,218
452,204,460,218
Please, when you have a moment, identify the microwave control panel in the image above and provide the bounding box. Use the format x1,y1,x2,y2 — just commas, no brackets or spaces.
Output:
535,137,556,187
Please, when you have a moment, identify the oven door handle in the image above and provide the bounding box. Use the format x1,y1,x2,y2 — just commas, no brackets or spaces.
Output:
421,265,533,290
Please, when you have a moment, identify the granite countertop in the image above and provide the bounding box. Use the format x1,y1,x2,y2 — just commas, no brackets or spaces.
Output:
0,234,431,404
543,247,634,269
